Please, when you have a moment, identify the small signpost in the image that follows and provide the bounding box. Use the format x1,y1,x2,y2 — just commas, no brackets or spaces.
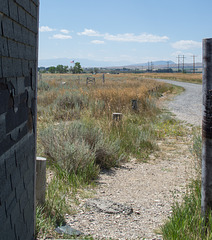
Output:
202,38,212,219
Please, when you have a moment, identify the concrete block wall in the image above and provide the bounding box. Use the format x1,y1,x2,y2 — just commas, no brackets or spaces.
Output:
0,0,39,239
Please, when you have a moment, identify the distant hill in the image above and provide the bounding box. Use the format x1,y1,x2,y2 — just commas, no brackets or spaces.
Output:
38,58,202,71
38,58,131,68
126,61,176,67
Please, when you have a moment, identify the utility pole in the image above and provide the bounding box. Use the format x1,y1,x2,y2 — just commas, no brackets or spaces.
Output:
151,61,153,72
167,61,170,72
182,55,185,73
177,55,180,72
202,38,212,219
192,55,197,74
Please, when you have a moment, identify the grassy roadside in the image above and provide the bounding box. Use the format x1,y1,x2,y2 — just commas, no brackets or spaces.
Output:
161,128,212,240
35,73,186,239
141,73,202,84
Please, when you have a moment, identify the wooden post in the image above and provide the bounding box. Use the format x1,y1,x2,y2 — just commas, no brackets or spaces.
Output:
132,100,138,111
36,157,46,205
103,74,105,83
113,113,122,121
202,38,212,218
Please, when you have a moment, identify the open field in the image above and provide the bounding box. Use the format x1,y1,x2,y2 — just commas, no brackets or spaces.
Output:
140,72,202,84
36,73,187,239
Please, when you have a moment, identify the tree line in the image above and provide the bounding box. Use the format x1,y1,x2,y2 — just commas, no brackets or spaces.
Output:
40,62,83,74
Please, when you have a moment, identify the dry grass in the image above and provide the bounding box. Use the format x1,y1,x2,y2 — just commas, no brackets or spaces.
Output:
141,72,202,84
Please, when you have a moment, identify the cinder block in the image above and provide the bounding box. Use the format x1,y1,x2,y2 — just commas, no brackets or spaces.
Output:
22,59,29,76
13,22,22,43
14,212,27,240
28,31,36,46
0,0,9,16
31,0,39,7
0,202,7,226
22,27,29,45
17,0,31,13
5,153,16,179
0,90,9,114
30,1,37,18
26,12,33,30
0,114,6,139
13,58,23,77
17,6,26,27
6,104,28,133
2,16,14,39
1,218,16,240
15,179,25,201
32,16,38,33
19,189,28,212
0,59,2,78
24,76,31,87
0,135,14,157
0,156,6,188
5,190,16,217
8,0,19,22
0,36,9,57
18,42,25,59
2,57,14,78
8,39,18,58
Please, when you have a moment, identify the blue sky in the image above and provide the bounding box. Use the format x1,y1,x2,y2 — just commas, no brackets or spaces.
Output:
39,0,212,67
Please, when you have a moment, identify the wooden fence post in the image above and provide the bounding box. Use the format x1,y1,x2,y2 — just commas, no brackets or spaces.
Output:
36,157,46,205
202,38,212,218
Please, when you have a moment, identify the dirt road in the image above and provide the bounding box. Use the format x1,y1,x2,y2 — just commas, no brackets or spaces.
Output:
156,79,202,126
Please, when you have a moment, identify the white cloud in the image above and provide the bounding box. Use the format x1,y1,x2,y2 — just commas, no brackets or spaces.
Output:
91,40,105,44
52,34,72,40
104,33,169,43
60,29,70,34
39,26,55,32
172,40,201,50
77,28,102,37
78,28,169,43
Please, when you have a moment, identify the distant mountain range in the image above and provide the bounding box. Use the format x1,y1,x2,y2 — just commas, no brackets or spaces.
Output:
38,58,202,70
38,58,132,68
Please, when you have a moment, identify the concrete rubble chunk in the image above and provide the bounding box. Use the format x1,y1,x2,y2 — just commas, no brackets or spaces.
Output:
55,225,83,236
85,198,133,215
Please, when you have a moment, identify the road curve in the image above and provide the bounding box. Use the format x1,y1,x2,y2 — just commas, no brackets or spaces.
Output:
155,79,202,126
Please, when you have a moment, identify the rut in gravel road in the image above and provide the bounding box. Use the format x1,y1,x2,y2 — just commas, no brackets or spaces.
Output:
66,80,202,240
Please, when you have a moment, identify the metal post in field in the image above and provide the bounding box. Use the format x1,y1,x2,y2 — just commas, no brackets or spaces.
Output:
103,74,105,83
202,38,212,218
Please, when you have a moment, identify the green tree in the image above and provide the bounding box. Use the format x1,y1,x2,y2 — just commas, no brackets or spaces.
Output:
94,67,99,74
48,66,56,73
56,65,69,73
72,62,83,74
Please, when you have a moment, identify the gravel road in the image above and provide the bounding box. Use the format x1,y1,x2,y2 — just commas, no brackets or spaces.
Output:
155,79,202,126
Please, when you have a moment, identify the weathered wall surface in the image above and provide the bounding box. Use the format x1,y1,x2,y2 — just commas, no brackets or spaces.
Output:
0,0,39,239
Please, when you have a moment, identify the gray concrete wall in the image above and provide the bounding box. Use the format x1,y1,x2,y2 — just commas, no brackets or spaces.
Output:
0,0,39,239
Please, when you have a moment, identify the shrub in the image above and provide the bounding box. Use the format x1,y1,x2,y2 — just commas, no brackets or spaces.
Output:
40,120,124,182
38,80,50,91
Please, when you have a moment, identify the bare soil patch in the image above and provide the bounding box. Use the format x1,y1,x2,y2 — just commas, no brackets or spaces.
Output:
66,131,197,239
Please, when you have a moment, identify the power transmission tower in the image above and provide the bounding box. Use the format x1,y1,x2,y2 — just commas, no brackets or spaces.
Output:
177,55,185,72
182,55,185,73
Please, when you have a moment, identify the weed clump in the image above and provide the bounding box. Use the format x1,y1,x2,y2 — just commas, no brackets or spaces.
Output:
40,120,124,183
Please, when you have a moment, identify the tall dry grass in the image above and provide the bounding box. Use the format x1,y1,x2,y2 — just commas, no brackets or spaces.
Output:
141,72,202,84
